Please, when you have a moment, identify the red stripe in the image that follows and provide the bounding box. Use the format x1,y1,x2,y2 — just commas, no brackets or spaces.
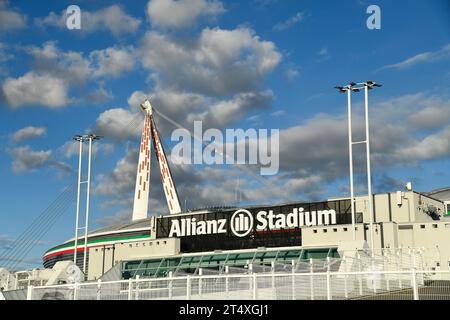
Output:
44,247,87,260
255,228,300,234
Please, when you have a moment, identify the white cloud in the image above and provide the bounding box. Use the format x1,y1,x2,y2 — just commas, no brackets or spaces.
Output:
87,84,113,104
380,43,450,71
60,140,115,159
285,67,299,80
407,99,450,130
273,11,304,31
12,126,47,142
1,42,137,109
94,146,139,197
7,145,72,174
147,0,224,28
0,1,26,31
393,126,450,162
0,42,13,62
35,5,141,36
8,146,51,173
97,25,282,142
29,41,91,84
2,72,69,108
95,107,142,141
317,47,330,61
140,27,281,96
90,46,136,78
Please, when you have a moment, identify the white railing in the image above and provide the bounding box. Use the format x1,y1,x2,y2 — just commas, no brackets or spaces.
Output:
26,270,450,300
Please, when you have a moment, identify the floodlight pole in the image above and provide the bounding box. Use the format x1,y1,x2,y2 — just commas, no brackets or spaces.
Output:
73,136,84,265
364,85,375,257
82,134,101,276
346,88,356,241
336,81,381,255
82,136,92,275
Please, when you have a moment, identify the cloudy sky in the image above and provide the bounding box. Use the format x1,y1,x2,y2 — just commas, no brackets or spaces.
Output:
0,0,449,268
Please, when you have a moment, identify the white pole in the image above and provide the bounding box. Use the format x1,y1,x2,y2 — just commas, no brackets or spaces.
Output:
310,258,314,300
73,138,83,265
26,285,33,300
291,259,295,300
326,270,331,300
168,272,173,299
412,269,419,300
96,279,102,300
364,85,375,256
186,276,191,300
347,88,356,240
252,273,257,300
199,268,203,297
128,278,133,300
225,266,229,296
82,136,93,275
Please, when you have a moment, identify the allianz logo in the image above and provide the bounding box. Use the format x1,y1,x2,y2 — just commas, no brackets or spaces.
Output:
168,208,337,238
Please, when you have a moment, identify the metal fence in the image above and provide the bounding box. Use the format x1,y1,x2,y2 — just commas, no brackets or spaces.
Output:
26,270,450,300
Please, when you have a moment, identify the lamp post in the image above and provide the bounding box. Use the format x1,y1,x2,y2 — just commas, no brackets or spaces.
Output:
73,135,85,266
335,81,382,255
335,83,360,241
72,134,101,276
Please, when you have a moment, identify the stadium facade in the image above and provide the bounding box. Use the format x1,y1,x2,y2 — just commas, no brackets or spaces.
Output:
41,100,450,282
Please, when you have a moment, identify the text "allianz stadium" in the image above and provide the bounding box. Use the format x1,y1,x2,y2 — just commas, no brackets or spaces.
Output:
168,208,337,238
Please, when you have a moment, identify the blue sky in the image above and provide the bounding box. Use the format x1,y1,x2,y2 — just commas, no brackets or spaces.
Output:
0,0,449,269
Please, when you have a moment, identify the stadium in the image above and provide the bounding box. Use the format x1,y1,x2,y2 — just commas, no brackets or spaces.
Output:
2,99,450,300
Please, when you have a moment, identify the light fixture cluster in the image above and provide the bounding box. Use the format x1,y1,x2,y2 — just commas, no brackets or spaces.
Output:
335,81,382,93
72,134,102,142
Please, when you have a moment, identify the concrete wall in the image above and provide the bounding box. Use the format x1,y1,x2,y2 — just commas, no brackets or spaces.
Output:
351,192,445,225
88,238,180,280
302,223,368,248
303,219,450,271
397,221,450,270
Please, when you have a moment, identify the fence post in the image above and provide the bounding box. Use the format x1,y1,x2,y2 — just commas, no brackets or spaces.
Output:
326,270,331,300
252,273,258,300
199,268,203,297
6,273,10,291
384,251,390,292
397,252,402,289
135,275,140,300
225,266,229,296
271,261,275,299
73,282,79,300
310,258,314,300
97,279,102,300
343,257,348,299
168,272,173,300
26,285,34,300
127,278,133,300
412,269,419,300
186,276,191,300
291,260,296,300
358,253,363,296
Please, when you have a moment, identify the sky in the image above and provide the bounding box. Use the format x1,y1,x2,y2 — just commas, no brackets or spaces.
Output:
0,0,449,269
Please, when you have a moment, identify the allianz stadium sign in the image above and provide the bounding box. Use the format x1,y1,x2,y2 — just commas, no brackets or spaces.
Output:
168,207,337,238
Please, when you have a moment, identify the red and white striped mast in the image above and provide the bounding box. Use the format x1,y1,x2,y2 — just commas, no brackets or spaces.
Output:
132,99,182,221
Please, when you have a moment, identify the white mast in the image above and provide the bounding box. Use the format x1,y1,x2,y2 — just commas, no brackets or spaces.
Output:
150,114,182,214
132,99,181,222
132,101,152,221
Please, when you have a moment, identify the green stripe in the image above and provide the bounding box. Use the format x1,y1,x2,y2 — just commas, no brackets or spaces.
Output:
45,233,152,255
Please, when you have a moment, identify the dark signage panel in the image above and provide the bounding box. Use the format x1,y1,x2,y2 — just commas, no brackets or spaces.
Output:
157,199,357,253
